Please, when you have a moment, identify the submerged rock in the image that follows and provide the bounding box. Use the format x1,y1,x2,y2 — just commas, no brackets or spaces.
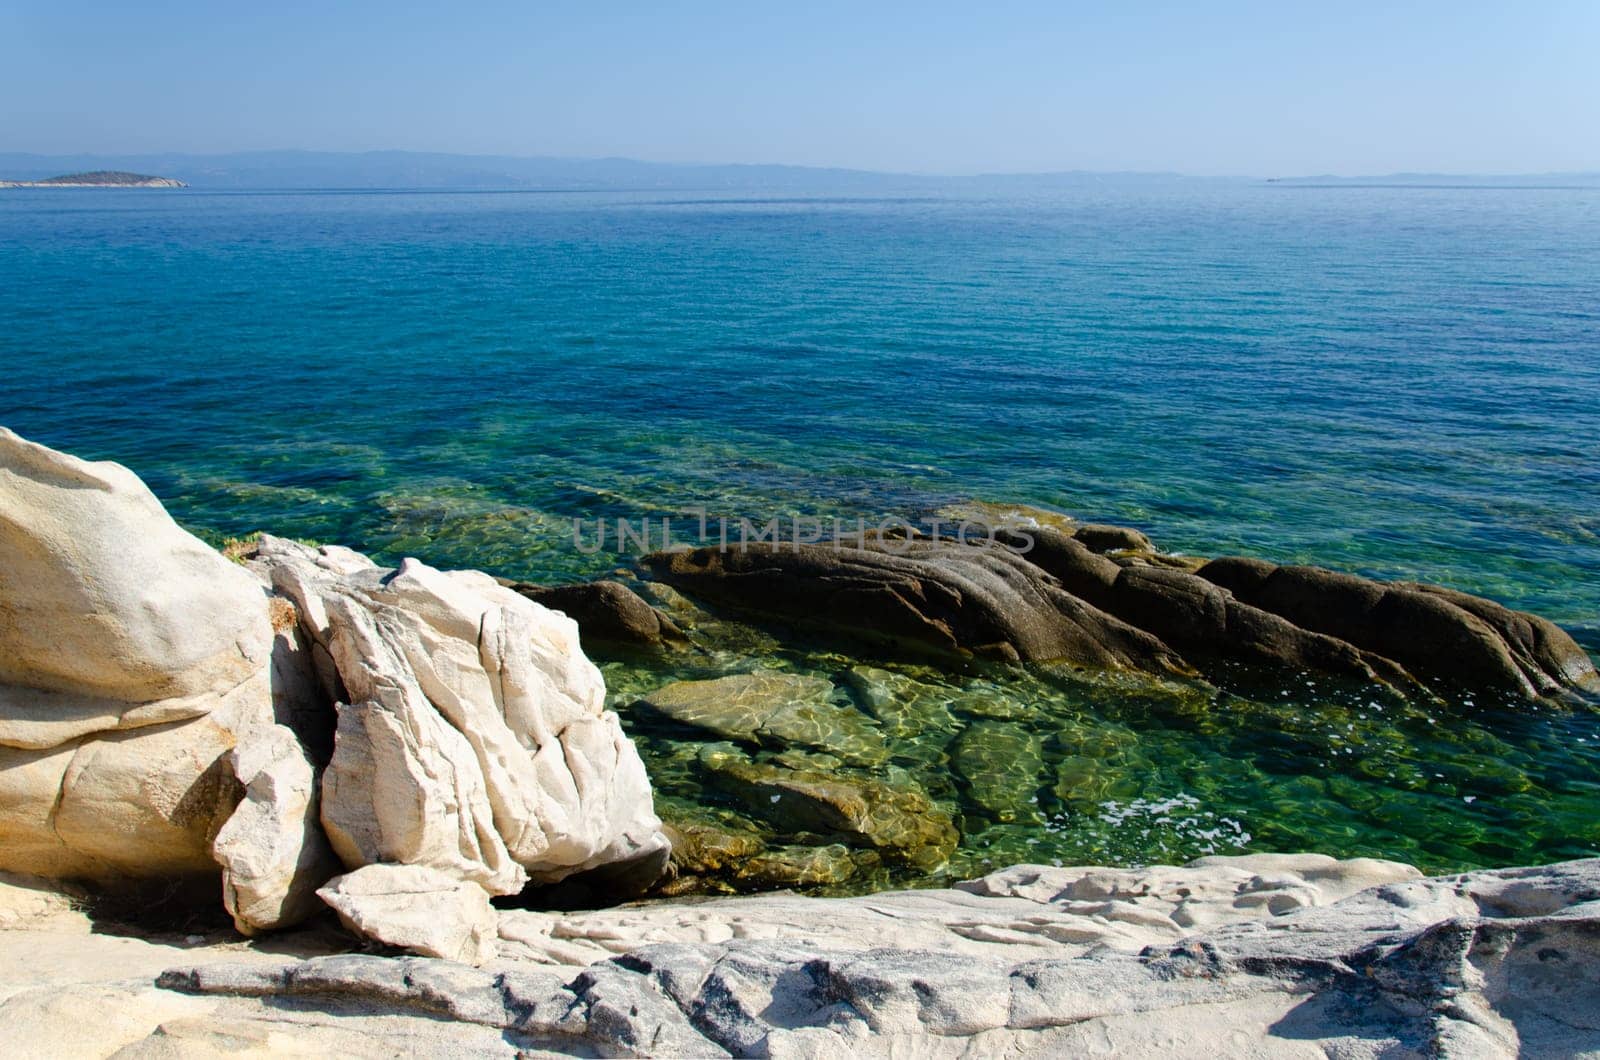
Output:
652,815,770,897
661,817,767,874
947,683,1033,720
840,664,963,740
699,748,958,872
645,536,1191,673
932,499,1082,534
1050,723,1151,810
644,516,1598,702
633,671,888,764
951,722,1047,823
735,843,858,888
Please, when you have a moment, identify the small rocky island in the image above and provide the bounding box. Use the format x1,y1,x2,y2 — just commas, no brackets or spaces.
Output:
2,427,1598,1056
0,170,186,188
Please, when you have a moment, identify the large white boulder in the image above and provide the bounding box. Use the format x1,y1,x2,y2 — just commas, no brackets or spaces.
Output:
0,429,282,883
0,427,271,705
252,537,671,902
0,429,337,933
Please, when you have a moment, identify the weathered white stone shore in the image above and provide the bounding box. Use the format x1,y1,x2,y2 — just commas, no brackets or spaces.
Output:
2,854,1598,1056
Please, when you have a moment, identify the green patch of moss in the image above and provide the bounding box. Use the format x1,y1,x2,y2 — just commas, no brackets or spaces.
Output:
210,530,323,565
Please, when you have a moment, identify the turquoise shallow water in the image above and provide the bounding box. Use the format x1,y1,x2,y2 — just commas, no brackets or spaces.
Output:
3,184,1598,882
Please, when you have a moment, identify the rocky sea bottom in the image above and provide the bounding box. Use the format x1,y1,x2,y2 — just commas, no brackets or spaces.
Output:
595,599,1600,894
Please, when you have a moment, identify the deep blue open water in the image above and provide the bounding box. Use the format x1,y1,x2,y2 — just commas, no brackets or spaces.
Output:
3,183,1598,881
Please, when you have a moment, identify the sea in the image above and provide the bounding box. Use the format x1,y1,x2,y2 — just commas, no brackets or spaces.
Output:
3,181,1597,885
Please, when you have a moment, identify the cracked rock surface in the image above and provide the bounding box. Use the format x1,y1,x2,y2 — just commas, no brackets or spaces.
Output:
4,855,1597,1057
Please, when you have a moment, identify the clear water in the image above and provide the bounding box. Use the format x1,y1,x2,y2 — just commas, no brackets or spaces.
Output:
3,184,1598,882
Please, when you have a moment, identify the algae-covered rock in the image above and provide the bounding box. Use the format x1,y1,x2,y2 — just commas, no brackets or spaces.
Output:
952,722,1046,824
699,748,957,872
947,686,1032,720
839,665,961,742
634,672,888,764
656,809,880,895
661,817,767,876
1050,723,1152,810
932,499,1082,534
735,844,857,888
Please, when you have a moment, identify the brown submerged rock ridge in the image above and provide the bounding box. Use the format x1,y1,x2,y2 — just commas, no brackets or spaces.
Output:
646,534,1192,674
644,517,1598,703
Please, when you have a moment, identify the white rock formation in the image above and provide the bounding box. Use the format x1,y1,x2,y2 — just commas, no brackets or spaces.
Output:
0,428,284,883
0,428,668,951
251,536,671,904
0,428,271,708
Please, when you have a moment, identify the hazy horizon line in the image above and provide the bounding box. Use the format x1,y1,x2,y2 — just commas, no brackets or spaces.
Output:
5,147,1600,185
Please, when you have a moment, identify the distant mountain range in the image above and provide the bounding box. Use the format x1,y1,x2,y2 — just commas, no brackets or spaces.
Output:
0,151,1594,191
1266,172,1600,187
0,150,1227,190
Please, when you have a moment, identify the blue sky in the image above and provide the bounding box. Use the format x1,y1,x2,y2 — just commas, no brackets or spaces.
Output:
2,1,1594,175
